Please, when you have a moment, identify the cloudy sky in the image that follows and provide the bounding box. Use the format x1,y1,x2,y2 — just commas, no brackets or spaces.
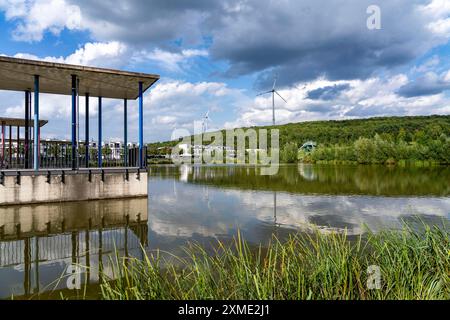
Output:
0,0,449,142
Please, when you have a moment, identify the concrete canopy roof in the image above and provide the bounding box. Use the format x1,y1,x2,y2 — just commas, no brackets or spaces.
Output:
0,117,48,127
0,56,160,100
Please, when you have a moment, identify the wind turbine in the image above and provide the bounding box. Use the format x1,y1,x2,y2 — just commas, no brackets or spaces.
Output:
257,76,287,125
202,110,212,133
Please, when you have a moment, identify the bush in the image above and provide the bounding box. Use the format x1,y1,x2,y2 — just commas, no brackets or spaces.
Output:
281,142,299,163
354,137,376,164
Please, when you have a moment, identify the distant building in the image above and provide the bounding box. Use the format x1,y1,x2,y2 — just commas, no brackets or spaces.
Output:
106,141,123,160
174,144,236,158
83,140,138,160
301,141,317,153
177,143,191,157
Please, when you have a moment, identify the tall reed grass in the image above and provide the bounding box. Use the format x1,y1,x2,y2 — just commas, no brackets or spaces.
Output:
99,225,449,300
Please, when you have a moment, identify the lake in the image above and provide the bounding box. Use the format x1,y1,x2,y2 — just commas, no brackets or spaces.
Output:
0,164,449,299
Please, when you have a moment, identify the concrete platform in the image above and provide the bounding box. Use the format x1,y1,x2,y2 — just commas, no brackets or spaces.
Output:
0,169,148,205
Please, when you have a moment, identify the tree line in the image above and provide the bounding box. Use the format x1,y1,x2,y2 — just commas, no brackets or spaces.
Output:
281,116,450,164
148,115,450,165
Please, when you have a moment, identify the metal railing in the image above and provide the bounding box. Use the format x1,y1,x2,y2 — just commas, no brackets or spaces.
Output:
0,141,147,170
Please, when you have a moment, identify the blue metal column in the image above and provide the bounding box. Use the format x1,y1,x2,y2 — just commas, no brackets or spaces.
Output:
124,98,128,167
85,93,89,167
98,96,102,168
33,75,39,171
24,90,30,169
138,82,144,168
71,75,78,170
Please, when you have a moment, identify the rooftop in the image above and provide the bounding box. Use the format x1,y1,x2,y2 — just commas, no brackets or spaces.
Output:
0,56,160,100
0,117,48,127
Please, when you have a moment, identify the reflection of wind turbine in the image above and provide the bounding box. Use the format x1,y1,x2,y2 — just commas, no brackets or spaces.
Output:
273,191,277,225
202,111,212,133
272,191,280,237
203,185,212,211
257,76,287,125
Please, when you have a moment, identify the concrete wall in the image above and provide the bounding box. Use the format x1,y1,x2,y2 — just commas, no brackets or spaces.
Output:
0,171,148,205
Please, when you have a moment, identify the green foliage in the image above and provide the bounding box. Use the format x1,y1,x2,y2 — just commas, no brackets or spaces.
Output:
311,133,450,165
99,225,449,300
102,145,112,157
273,115,450,147
280,142,299,163
148,115,450,164
354,138,375,164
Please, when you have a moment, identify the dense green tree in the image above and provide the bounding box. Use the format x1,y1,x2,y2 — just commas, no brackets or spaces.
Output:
354,138,376,164
281,142,299,163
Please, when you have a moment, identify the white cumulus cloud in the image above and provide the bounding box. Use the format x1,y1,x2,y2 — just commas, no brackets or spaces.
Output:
0,0,82,42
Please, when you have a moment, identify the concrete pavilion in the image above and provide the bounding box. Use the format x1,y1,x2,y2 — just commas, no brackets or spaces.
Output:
0,56,160,170
0,56,160,205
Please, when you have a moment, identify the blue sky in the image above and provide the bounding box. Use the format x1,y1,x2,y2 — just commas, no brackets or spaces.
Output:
0,0,449,143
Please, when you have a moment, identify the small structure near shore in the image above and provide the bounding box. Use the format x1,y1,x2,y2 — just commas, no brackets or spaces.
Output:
301,141,317,153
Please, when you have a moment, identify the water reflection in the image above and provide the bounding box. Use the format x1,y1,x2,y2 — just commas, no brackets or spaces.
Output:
1,164,449,299
0,198,148,299
150,164,450,196
147,165,449,251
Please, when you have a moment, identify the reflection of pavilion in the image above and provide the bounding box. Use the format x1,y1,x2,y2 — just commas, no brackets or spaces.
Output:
0,198,148,298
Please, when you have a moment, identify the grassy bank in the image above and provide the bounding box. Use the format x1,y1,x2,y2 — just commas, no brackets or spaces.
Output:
98,225,449,300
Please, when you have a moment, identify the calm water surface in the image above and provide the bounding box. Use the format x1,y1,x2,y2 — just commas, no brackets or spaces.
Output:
0,164,449,299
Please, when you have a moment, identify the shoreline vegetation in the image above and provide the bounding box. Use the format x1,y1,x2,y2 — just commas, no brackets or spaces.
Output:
148,115,450,166
85,224,449,300
295,133,449,165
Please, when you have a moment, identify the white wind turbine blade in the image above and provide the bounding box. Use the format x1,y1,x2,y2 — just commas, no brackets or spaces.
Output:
256,90,273,97
275,90,287,103
272,76,278,90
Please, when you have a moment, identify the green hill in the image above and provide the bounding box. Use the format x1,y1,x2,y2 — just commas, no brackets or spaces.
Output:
148,115,450,164
253,115,450,146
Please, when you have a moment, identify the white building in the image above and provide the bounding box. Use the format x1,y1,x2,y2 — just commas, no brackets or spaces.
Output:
89,141,139,160
174,144,236,158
